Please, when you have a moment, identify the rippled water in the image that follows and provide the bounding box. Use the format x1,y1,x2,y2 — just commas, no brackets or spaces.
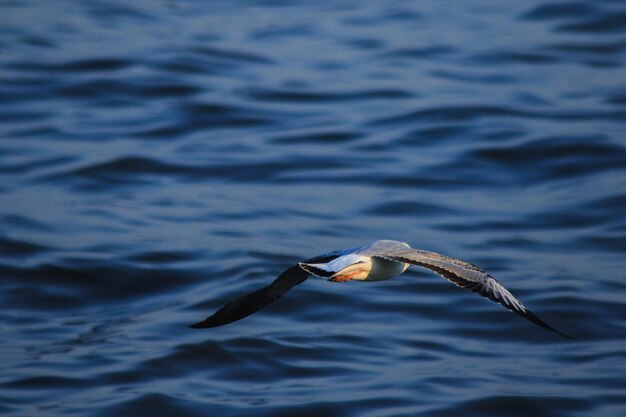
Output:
1,1,626,416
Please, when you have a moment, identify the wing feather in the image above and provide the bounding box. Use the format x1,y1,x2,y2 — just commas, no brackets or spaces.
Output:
190,253,340,328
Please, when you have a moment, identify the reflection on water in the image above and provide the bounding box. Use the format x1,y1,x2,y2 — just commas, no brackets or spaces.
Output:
1,1,625,416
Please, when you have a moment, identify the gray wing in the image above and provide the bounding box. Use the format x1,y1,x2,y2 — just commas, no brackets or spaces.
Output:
190,252,340,328
377,248,573,339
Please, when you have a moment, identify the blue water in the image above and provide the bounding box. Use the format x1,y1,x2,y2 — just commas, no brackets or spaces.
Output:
1,1,625,416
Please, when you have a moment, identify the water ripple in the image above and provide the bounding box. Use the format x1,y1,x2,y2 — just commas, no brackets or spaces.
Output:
1,1,625,417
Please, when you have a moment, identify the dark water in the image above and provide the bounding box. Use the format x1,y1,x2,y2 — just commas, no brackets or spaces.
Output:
1,1,626,416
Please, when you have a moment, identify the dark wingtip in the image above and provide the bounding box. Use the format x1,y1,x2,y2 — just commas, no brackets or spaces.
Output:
555,330,576,340
546,327,575,340
189,318,224,329
523,308,575,340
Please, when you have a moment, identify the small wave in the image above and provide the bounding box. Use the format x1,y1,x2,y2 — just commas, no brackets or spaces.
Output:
369,105,626,126
0,236,49,257
431,395,590,417
47,154,363,189
364,201,456,217
245,87,413,103
521,2,598,21
56,79,201,100
5,58,134,73
190,45,273,65
558,12,626,34
271,130,361,145
0,262,196,310
94,393,207,417
463,134,626,183
381,45,456,59
1,375,88,390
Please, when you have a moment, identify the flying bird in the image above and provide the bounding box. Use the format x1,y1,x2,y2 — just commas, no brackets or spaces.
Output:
190,240,572,338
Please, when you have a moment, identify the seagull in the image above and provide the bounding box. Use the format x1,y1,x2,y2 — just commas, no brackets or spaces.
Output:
190,240,573,338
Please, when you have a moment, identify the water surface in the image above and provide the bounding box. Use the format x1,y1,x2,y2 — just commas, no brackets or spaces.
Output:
1,1,625,416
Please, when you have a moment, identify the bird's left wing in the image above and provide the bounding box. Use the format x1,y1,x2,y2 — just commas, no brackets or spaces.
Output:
190,252,339,328
376,248,573,339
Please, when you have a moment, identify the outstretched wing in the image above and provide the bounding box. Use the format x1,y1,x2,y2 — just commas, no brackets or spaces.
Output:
189,265,308,328
190,253,340,328
377,248,573,339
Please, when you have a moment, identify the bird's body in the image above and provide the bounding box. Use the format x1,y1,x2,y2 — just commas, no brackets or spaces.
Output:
299,240,411,281
190,240,572,339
